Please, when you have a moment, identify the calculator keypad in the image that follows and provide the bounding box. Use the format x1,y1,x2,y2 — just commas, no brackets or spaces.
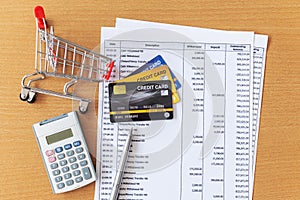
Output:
44,140,93,191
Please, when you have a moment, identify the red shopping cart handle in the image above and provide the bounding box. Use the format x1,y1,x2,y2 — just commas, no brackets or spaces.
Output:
103,61,115,80
34,6,46,29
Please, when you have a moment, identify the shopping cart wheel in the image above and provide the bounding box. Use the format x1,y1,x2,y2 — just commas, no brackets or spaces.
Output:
20,93,28,101
27,91,37,103
20,88,30,101
79,107,88,114
79,101,89,114
79,106,88,114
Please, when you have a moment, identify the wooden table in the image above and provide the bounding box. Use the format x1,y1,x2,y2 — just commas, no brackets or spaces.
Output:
0,0,299,199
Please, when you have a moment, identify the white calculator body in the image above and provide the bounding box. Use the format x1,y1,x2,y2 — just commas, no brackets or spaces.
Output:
32,111,96,194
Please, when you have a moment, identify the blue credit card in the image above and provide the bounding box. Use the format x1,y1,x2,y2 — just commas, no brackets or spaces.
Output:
127,55,181,90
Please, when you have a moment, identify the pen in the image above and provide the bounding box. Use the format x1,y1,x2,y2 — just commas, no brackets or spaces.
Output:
109,128,133,200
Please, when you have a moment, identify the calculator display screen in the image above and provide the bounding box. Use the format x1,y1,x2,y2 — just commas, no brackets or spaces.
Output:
46,128,73,144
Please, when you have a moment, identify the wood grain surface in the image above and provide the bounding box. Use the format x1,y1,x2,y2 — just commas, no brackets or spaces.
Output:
0,0,299,199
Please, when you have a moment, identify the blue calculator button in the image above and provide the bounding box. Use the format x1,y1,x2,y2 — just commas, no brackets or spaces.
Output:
64,173,72,180
57,183,65,189
80,160,88,167
62,166,69,173
52,169,60,176
75,176,83,183
73,170,81,177
59,160,68,166
66,180,74,186
55,147,63,153
71,163,79,170
82,167,92,180
55,176,62,183
75,147,83,154
57,153,65,160
50,163,58,169
68,157,77,163
66,150,74,157
64,144,72,150
78,154,86,160
73,140,81,147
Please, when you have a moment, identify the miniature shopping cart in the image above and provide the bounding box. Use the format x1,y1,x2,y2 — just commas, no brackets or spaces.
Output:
20,6,114,113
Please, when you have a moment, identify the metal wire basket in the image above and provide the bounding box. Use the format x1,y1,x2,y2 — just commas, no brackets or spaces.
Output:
20,6,114,113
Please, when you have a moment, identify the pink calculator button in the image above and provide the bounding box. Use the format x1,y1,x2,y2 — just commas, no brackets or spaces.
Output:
48,156,56,163
45,150,54,157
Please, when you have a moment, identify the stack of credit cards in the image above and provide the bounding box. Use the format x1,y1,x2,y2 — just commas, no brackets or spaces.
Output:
108,55,181,122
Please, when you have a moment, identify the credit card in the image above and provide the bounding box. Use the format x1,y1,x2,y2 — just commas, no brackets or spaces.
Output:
127,55,182,90
109,80,173,122
117,65,180,104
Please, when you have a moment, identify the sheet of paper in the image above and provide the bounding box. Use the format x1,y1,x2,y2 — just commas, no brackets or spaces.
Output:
252,34,268,178
115,18,258,200
95,23,255,200
116,18,268,191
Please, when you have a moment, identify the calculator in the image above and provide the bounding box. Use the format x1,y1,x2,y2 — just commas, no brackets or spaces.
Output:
32,111,96,194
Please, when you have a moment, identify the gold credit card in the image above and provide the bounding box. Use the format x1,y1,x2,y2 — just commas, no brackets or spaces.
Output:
116,65,180,104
